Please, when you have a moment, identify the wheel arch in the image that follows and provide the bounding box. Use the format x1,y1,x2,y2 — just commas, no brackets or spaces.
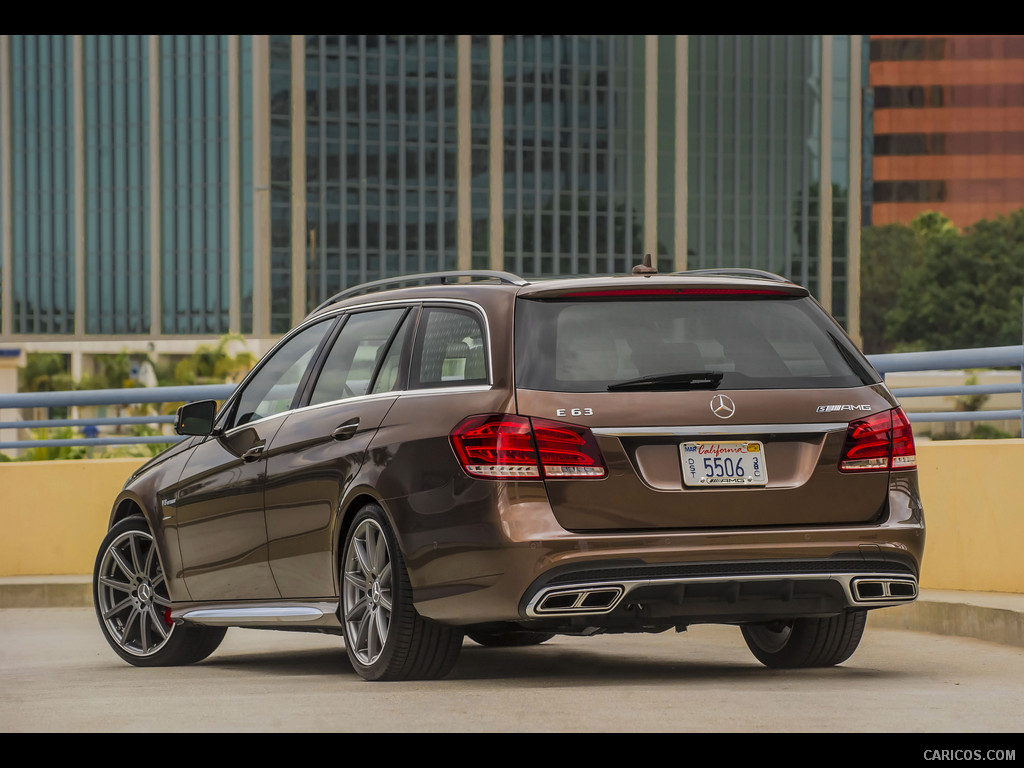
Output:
108,492,149,530
333,488,394,592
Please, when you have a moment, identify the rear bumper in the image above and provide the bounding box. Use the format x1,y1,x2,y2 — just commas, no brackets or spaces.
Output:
392,471,924,628
520,558,918,629
413,547,922,629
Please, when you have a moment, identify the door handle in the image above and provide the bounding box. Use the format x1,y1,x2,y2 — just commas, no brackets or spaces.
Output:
241,443,265,462
332,418,360,441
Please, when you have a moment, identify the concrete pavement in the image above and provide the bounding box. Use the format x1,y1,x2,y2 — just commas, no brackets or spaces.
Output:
1,575,1021,648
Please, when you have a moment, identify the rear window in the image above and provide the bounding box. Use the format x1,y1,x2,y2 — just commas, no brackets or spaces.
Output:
514,296,877,392
412,307,488,388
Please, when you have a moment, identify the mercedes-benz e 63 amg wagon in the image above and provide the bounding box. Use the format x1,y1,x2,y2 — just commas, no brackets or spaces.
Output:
94,267,924,680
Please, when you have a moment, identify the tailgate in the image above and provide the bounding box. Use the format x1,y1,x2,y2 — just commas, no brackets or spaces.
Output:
515,387,895,531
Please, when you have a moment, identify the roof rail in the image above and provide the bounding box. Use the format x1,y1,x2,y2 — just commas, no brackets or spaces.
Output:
307,270,529,316
676,268,793,283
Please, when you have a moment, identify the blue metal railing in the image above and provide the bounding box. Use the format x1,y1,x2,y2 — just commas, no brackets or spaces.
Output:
0,345,1021,450
0,384,232,450
869,345,1023,432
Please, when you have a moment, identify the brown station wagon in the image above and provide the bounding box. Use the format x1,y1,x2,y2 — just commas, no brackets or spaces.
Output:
93,266,924,680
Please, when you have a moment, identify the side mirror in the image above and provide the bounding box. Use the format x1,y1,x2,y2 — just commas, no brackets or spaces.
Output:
175,400,218,436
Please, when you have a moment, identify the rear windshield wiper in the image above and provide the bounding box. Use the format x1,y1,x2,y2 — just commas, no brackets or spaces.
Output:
606,371,725,391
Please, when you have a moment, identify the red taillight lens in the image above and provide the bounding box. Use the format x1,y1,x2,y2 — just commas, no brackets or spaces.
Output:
530,417,607,478
450,415,541,479
839,407,917,472
450,414,606,480
890,407,917,470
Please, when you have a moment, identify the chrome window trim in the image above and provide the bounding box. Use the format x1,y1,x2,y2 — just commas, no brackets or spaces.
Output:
398,385,493,399
220,386,496,436
290,389,407,415
219,407,291,436
214,297,495,439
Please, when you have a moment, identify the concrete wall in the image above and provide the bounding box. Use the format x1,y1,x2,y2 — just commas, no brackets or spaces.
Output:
913,440,1024,592
1,443,1022,593
1,457,141,577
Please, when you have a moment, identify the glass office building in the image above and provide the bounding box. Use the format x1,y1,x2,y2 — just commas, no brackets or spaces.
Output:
0,35,864,369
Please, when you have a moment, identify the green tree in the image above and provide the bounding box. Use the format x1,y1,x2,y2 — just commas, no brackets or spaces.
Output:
859,223,925,353
77,351,143,391
8,339,256,461
18,353,73,394
15,353,74,424
885,209,1024,350
909,210,959,238
156,334,256,387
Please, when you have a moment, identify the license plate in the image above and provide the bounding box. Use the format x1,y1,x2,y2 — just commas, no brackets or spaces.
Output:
680,441,768,487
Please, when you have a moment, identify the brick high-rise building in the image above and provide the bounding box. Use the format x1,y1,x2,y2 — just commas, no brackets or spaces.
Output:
867,34,1024,227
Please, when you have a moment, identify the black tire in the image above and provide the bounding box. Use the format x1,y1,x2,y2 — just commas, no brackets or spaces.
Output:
340,504,463,681
467,630,555,647
741,610,867,668
93,516,226,667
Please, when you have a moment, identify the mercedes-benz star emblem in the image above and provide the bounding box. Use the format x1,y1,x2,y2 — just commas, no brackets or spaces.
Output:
710,394,736,419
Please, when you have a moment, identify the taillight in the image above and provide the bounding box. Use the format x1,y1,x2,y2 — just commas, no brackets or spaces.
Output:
839,406,917,472
449,415,540,478
531,418,607,478
890,407,917,470
450,414,607,480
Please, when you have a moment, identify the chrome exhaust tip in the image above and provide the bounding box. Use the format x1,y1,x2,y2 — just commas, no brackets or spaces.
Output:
851,577,918,602
534,585,625,615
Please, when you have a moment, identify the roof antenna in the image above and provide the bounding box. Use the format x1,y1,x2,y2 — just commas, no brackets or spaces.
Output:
632,253,658,275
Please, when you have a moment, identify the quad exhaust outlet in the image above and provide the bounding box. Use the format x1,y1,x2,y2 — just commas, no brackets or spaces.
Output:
851,578,918,602
534,586,626,614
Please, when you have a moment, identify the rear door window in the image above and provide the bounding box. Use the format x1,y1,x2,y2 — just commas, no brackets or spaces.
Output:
308,308,409,405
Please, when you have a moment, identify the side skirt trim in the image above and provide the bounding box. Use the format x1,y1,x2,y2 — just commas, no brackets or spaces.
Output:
173,600,341,628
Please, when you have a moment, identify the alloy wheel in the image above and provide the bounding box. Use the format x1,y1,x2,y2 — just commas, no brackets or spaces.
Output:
342,518,393,666
96,529,174,657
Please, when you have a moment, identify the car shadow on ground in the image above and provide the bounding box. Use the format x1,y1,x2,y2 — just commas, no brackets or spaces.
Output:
196,635,903,685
